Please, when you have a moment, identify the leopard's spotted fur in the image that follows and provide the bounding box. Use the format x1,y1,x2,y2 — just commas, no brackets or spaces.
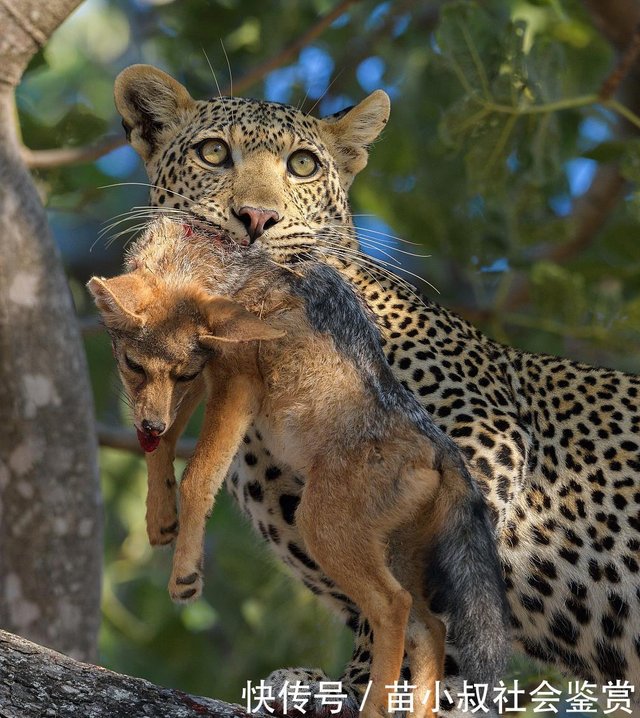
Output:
114,65,640,715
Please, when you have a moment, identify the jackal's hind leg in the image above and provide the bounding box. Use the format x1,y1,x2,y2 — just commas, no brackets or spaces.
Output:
403,613,445,718
296,498,413,718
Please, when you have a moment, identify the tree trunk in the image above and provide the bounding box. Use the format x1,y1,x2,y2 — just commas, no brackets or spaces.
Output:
0,630,253,718
0,0,102,662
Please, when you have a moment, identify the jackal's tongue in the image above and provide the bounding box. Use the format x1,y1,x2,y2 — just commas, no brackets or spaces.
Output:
136,428,161,453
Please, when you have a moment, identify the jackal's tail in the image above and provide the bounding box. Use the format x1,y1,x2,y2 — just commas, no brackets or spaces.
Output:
424,452,510,686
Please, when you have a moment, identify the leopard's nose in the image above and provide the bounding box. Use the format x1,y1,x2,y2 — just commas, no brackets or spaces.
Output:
234,206,280,244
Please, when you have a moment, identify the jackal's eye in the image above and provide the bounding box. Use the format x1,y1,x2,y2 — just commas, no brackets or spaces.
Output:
196,139,230,167
287,149,319,178
124,354,145,374
175,371,200,383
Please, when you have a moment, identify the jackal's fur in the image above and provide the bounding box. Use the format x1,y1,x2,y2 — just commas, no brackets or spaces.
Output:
89,218,509,718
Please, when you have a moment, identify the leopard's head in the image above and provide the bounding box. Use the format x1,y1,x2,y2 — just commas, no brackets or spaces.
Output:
114,65,390,263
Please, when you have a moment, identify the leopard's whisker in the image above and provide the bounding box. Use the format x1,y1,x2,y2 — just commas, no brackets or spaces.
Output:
346,216,423,246
98,182,196,206
316,244,407,297
96,208,193,251
353,226,423,247
305,68,345,117
103,205,190,224
104,223,150,249
316,241,436,303
98,210,185,239
91,218,148,251
324,231,402,265
203,47,231,127
329,226,432,259
324,228,403,266
220,39,233,106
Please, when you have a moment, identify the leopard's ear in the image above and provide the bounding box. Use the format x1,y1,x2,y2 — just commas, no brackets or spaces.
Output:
321,90,390,187
114,65,196,161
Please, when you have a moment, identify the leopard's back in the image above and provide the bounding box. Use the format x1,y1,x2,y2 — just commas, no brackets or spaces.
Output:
347,263,640,685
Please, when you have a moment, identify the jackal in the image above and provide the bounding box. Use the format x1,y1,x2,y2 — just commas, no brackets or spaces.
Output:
89,218,509,718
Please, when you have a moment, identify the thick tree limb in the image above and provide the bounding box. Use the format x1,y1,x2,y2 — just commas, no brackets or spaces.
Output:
0,629,254,718
0,0,102,662
583,0,640,124
0,0,84,86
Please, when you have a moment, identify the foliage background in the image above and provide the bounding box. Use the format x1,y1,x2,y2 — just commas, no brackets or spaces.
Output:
17,0,640,714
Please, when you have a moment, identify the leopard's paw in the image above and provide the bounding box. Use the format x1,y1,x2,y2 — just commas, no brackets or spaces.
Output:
263,667,361,718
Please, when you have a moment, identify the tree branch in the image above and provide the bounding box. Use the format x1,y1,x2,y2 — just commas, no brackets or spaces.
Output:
23,135,125,169
599,22,640,100
582,0,640,52
0,629,254,718
299,0,437,114
225,0,360,96
0,0,83,86
97,422,196,460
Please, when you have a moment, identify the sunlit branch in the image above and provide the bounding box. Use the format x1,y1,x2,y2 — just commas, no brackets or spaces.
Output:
22,135,124,169
226,0,360,96
599,21,640,100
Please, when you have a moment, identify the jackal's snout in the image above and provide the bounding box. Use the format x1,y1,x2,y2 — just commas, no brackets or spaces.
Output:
135,407,171,453
141,418,166,436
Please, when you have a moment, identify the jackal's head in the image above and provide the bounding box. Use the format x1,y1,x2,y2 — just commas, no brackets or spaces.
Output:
87,272,282,452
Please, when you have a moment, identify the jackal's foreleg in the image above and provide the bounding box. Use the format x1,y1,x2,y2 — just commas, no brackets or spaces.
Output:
169,373,258,603
145,376,205,546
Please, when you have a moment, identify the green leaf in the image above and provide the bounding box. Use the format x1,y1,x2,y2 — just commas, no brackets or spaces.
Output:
530,261,587,325
464,113,518,192
584,140,628,163
436,1,508,100
620,139,640,183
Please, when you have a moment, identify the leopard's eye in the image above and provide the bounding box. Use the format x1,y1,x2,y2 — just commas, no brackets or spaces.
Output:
124,354,145,374
287,150,319,178
196,139,230,167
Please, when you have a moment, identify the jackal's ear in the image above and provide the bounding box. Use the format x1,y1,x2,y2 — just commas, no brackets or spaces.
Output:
199,297,285,347
321,90,390,187
114,64,196,161
87,274,150,330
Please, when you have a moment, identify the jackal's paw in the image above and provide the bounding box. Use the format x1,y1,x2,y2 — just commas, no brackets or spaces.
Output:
146,509,179,546
264,667,360,718
168,567,203,603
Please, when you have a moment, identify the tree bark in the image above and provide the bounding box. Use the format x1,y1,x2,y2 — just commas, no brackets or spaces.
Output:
0,0,102,662
0,630,253,718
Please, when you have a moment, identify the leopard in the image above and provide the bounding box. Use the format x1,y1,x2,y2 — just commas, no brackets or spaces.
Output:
113,64,640,716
